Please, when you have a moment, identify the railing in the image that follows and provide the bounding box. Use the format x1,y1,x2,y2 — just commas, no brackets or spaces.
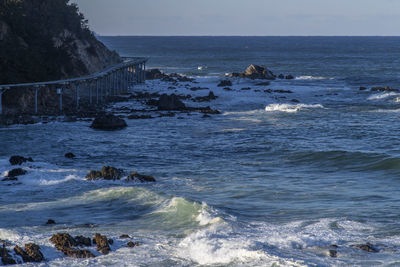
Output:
0,57,148,115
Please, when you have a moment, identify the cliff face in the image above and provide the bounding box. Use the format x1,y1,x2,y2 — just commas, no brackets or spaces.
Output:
0,0,121,85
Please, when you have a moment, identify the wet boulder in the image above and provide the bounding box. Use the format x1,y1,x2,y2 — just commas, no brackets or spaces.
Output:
9,156,33,165
46,219,56,225
65,153,75,159
126,172,156,182
90,114,127,130
243,64,275,80
50,233,77,250
285,74,294,80
127,241,140,248
14,243,44,263
49,233,95,258
75,236,91,247
85,166,124,181
0,244,16,265
157,94,186,111
6,168,27,178
93,233,111,255
217,80,232,87
352,243,379,253
119,234,130,239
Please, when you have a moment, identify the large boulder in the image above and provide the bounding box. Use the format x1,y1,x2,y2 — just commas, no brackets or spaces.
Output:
90,114,127,130
243,64,275,80
9,155,33,165
6,168,27,178
14,243,44,263
157,94,186,111
126,172,156,182
49,233,94,258
85,166,124,181
93,233,111,255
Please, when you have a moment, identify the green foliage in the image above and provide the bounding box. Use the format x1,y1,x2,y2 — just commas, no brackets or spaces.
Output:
0,0,96,84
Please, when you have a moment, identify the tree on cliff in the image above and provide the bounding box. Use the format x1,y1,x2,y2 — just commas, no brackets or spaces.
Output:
0,0,120,84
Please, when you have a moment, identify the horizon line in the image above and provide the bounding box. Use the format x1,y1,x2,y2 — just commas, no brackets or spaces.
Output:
98,34,400,38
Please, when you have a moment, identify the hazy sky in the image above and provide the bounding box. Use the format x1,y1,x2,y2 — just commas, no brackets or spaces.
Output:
72,0,400,36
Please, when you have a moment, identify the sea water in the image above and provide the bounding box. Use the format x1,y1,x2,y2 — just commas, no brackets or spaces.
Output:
2,37,400,266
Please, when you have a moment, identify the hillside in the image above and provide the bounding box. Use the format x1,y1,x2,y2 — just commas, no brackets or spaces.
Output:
0,0,121,85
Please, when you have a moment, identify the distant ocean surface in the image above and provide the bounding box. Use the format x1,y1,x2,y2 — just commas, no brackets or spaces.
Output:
2,36,400,266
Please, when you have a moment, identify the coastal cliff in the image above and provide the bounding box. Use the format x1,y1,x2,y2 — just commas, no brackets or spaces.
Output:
0,0,121,85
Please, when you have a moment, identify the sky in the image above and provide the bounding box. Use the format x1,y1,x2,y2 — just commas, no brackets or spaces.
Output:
72,0,400,36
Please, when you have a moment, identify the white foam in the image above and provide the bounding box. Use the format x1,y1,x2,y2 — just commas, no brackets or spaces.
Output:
265,103,324,113
368,92,400,101
295,76,332,80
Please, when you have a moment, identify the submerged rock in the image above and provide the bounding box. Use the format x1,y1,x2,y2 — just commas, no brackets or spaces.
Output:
90,114,127,130
93,233,111,255
85,166,124,181
285,74,294,80
126,172,156,182
352,243,379,253
6,168,27,178
9,156,33,165
65,152,75,159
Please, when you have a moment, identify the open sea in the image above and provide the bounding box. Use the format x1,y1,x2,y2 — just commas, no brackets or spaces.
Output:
2,36,400,266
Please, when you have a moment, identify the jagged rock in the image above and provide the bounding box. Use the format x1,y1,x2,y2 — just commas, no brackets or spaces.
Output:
90,114,127,130
285,74,294,80
50,233,94,258
93,234,110,255
119,234,130,239
0,244,16,265
62,248,95,258
157,94,186,111
6,168,27,178
14,244,44,262
46,219,56,225
127,241,139,248
50,233,77,251
243,64,275,80
9,156,33,165
126,172,156,182
65,152,75,159
75,236,91,247
85,166,124,181
217,80,232,87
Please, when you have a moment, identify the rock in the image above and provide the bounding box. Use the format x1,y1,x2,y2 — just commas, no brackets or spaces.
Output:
190,87,209,91
285,74,294,80
157,94,186,111
146,69,164,80
126,172,156,182
217,80,232,87
108,239,114,245
62,248,95,258
329,250,338,257
85,166,124,181
196,106,221,114
370,86,399,92
291,99,300,103
50,233,94,258
6,168,27,178
177,76,195,82
90,114,127,130
202,114,211,118
193,91,218,102
93,233,110,255
278,74,285,79
119,234,130,239
74,236,91,247
46,219,56,225
14,244,44,262
1,177,18,182
241,87,251,91
223,87,232,91
50,233,77,251
127,241,139,248
9,156,33,165
243,64,275,80
158,112,176,118
273,89,293,94
255,81,270,86
0,244,16,265
359,86,367,91
353,243,379,253
65,153,75,159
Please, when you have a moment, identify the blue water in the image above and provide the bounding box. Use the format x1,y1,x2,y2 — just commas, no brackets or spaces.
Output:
2,37,400,266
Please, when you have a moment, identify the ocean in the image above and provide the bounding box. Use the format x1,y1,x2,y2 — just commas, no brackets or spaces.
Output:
2,36,400,266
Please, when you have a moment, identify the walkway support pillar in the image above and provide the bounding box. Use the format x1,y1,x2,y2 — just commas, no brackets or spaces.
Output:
34,86,39,114
76,83,80,109
0,88,3,115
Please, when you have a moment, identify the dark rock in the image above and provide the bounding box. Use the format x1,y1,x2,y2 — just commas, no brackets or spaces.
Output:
291,99,300,103
243,64,275,80
127,241,139,248
168,86,176,90
202,114,211,118
241,87,251,91
62,248,95,258
9,156,33,165
1,177,18,182
278,74,285,79
177,76,195,82
90,114,127,130
146,69,164,80
228,72,241,78
193,91,218,102
126,172,156,182
14,244,44,262
157,94,186,111
370,86,399,92
65,153,75,159
6,168,27,178
223,87,232,91
93,233,110,255
50,233,77,251
75,236,91,247
0,244,16,265
196,106,221,114
217,80,232,87
353,243,379,253
255,81,270,86
273,89,293,94
158,112,176,118
108,239,114,245
119,234,130,239
329,250,338,257
127,115,153,120
85,166,124,181
46,219,56,225
190,87,209,91
359,86,367,91
285,74,294,80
